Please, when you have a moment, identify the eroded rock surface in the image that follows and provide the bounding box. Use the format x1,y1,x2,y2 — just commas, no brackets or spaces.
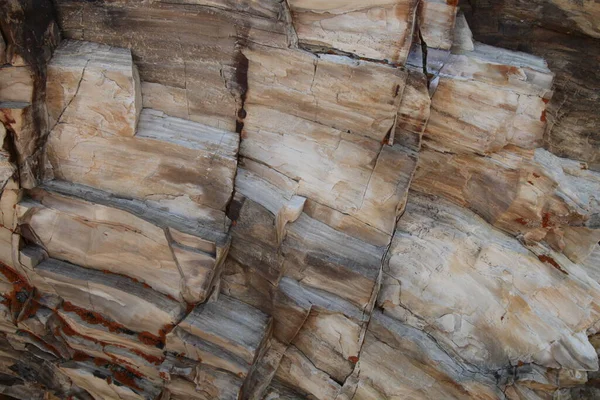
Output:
0,0,598,399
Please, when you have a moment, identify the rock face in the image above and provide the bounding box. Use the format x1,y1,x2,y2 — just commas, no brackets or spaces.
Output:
0,0,599,399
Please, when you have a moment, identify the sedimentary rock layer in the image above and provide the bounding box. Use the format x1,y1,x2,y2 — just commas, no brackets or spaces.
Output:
0,0,598,399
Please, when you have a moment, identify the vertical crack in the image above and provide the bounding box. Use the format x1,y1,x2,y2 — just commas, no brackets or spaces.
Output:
417,28,430,89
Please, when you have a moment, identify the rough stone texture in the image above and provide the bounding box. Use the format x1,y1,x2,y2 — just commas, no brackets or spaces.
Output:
461,0,600,171
288,0,419,63
0,1,598,399
46,40,141,136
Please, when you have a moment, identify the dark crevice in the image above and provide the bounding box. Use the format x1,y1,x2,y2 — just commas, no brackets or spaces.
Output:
417,28,430,89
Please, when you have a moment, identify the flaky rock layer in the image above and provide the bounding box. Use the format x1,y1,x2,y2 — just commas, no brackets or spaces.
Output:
0,0,598,399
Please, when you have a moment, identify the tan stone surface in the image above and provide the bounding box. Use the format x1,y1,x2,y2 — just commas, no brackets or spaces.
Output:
288,0,418,64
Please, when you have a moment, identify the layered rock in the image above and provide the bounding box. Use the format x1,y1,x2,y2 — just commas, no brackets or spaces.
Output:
0,0,598,399
288,0,418,63
462,0,600,171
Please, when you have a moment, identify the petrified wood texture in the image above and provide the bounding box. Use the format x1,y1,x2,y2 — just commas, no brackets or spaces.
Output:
0,0,599,399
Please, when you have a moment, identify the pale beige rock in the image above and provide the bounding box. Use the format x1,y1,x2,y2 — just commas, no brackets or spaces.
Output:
57,307,164,362
47,108,238,226
166,373,242,400
242,104,417,239
244,45,407,142
351,311,502,400
16,187,225,304
288,0,418,64
141,82,189,120
31,258,185,336
379,192,600,371
0,178,21,233
5,2,600,398
393,70,431,150
0,67,33,102
418,0,458,50
165,295,271,377
221,166,387,395
451,12,475,54
274,345,341,399
54,0,289,132
413,147,600,263
425,44,554,155
548,0,600,38
291,309,361,383
46,40,141,136
0,155,15,191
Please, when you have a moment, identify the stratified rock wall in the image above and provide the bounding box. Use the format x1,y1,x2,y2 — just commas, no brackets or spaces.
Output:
0,0,598,399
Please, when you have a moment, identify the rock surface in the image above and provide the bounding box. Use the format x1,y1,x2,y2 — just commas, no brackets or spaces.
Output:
0,0,598,399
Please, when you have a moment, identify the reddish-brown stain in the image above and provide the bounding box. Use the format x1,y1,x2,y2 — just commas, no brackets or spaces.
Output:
129,348,164,365
112,368,142,391
0,262,32,316
348,356,359,363
94,357,110,367
542,98,550,104
446,0,459,6
514,217,528,226
542,212,552,228
62,301,129,334
59,320,79,337
1,110,16,125
138,331,163,347
540,110,547,122
527,180,534,185
532,173,541,178
72,351,92,362
186,302,195,315
100,270,152,290
517,360,525,367
538,255,568,275
0,262,25,283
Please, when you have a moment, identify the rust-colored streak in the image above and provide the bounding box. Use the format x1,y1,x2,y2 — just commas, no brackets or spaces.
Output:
72,351,92,362
514,217,528,226
111,368,142,391
538,255,568,275
138,331,162,347
0,262,33,317
542,212,552,228
62,301,130,334
129,348,164,365
348,356,359,363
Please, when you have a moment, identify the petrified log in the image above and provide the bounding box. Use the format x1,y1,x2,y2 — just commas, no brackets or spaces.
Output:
0,0,598,398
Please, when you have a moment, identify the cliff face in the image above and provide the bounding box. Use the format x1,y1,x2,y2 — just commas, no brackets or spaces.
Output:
0,1,598,399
